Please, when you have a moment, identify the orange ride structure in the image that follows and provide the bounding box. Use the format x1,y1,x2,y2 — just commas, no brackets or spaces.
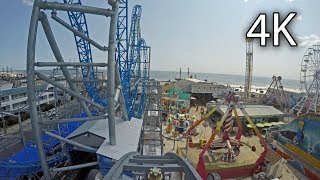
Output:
179,92,268,179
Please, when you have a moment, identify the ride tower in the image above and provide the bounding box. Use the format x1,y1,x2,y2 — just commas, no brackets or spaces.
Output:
244,38,254,101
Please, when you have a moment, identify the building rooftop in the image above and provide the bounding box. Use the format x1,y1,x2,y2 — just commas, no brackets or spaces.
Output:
0,83,47,96
230,84,303,94
0,80,12,85
67,117,143,160
184,78,206,83
96,117,143,160
218,105,285,118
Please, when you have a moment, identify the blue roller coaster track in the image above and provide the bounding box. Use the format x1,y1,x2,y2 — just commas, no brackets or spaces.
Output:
124,5,149,119
128,5,142,80
62,0,149,119
63,0,106,106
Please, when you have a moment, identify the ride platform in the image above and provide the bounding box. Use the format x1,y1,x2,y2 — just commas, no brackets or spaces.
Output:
177,135,263,176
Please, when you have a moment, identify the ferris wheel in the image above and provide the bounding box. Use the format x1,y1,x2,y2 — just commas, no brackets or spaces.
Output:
292,44,320,115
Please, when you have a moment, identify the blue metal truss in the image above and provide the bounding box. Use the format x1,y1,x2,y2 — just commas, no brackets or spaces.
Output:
61,1,149,118
61,1,150,118
126,5,149,119
116,0,138,119
128,5,142,79
125,5,142,118
61,1,148,118
63,0,106,106
117,0,129,79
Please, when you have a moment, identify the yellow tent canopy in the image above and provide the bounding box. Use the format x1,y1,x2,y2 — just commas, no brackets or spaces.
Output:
256,123,264,128
270,122,279,126
270,121,286,125
263,123,272,127
246,124,253,128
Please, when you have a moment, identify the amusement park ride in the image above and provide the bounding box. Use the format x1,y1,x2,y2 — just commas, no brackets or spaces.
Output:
292,44,320,115
1,0,320,178
273,44,320,179
161,97,189,114
262,75,289,111
182,92,268,179
161,87,190,114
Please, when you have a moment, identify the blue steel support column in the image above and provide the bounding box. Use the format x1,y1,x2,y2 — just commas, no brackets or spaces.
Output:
27,0,51,179
116,0,131,119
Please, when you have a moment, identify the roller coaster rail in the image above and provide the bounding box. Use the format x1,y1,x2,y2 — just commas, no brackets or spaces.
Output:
120,4,150,119
105,152,202,180
62,0,105,106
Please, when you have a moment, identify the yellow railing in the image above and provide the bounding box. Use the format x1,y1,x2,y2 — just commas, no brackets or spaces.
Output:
176,145,183,156
286,143,320,168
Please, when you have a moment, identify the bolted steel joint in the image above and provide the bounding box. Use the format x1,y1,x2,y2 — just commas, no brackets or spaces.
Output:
51,9,57,16
108,0,118,7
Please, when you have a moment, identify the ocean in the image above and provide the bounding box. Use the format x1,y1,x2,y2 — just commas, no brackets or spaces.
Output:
17,69,301,90
149,71,301,90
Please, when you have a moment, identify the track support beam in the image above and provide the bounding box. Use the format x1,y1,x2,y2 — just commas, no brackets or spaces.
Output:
51,13,108,51
45,131,97,153
38,1,114,16
35,71,105,111
41,115,108,125
35,62,107,67
27,0,51,178
39,11,92,117
52,162,98,172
